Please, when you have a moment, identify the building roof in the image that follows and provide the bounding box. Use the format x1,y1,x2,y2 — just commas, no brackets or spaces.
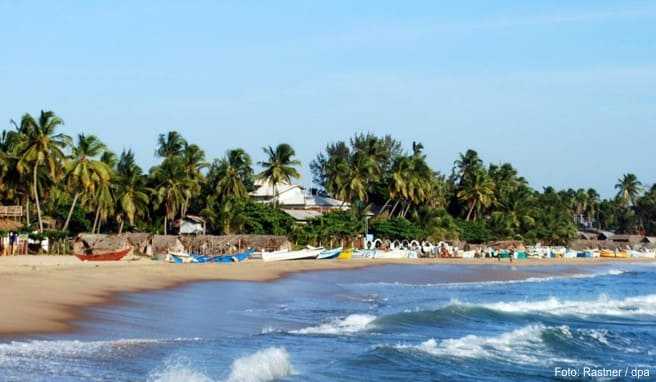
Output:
281,209,324,221
250,180,350,209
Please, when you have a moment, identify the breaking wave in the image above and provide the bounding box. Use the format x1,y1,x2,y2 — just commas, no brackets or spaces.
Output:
290,314,377,335
388,324,611,365
148,358,213,382
477,294,656,317
227,347,293,382
353,269,626,289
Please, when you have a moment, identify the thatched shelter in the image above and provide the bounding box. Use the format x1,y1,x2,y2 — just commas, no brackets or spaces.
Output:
119,233,152,255
488,240,525,250
151,235,184,258
73,234,130,254
180,234,290,256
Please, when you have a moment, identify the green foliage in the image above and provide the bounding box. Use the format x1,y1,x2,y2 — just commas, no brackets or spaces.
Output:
456,219,493,243
291,210,364,246
370,217,426,241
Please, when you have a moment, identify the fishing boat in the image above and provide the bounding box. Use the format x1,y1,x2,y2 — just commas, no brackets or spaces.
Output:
75,246,132,261
373,249,412,259
577,251,593,258
514,251,528,259
600,250,630,258
338,248,353,260
261,248,322,262
317,247,342,260
212,248,256,263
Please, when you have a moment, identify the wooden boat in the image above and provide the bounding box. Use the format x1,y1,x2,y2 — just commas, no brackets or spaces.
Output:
261,248,322,262
373,249,410,259
75,246,131,261
212,248,255,263
317,247,342,260
600,250,630,258
338,248,353,260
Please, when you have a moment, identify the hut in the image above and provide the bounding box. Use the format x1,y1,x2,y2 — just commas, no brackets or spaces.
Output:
179,234,291,256
151,235,185,258
175,215,206,235
610,234,644,245
73,234,130,255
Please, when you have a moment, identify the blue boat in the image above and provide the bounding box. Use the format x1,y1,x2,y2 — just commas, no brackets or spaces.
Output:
317,247,343,260
577,251,593,258
211,248,256,263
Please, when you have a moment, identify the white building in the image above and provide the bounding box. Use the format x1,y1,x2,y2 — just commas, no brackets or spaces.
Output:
249,180,349,222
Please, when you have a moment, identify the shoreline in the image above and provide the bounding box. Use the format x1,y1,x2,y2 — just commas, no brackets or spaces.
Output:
1,256,654,337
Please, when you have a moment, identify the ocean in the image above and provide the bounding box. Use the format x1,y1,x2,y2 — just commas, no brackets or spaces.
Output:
1,263,655,381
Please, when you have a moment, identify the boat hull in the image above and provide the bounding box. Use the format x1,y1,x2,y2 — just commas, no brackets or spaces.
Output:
262,249,322,262
317,247,342,260
75,246,131,261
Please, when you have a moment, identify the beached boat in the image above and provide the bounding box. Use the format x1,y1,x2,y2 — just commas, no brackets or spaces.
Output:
600,250,630,258
373,249,414,259
212,248,256,263
564,250,578,259
75,246,132,261
459,250,476,259
317,247,342,260
261,248,322,262
630,250,656,258
577,251,593,258
338,248,353,260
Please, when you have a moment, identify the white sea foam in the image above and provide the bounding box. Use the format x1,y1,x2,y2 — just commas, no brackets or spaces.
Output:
393,325,580,366
148,359,213,382
353,269,626,289
476,294,656,317
290,314,377,335
227,347,293,382
0,338,165,360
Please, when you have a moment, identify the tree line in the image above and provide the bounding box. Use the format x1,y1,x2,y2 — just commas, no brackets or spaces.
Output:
1,110,654,245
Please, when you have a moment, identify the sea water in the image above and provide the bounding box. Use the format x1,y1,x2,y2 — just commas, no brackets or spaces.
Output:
1,264,655,381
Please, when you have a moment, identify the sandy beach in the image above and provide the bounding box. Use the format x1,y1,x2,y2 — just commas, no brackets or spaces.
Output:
1,255,654,336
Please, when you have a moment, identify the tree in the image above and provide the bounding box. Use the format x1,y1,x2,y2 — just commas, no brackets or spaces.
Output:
156,131,187,158
114,150,150,233
457,169,495,221
615,173,643,207
62,134,111,231
257,143,301,207
12,111,71,231
151,157,190,234
214,149,253,200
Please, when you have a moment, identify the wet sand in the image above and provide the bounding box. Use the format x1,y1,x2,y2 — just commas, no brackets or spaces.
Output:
1,255,653,336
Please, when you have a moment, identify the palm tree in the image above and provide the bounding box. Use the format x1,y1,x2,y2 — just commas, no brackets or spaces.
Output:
215,149,253,200
257,144,301,207
115,150,150,233
615,173,643,207
62,134,111,231
156,131,187,158
457,169,495,221
179,143,207,217
12,111,71,231
151,158,190,234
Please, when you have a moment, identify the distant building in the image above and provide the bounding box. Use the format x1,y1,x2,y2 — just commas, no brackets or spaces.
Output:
174,215,206,235
249,180,349,222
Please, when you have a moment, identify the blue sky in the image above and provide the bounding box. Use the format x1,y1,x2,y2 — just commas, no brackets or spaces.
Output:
1,1,655,197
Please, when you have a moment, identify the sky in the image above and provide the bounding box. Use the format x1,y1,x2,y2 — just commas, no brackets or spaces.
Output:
1,0,655,197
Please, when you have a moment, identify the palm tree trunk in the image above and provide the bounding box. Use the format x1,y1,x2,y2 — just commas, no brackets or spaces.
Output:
33,163,44,232
92,207,100,233
25,197,30,226
63,192,80,232
389,200,400,216
466,201,475,221
164,216,167,235
118,220,124,234
380,198,392,213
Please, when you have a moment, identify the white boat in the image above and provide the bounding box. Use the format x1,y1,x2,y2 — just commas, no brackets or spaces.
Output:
564,250,578,258
373,249,410,259
460,250,476,259
630,250,656,258
261,249,322,262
